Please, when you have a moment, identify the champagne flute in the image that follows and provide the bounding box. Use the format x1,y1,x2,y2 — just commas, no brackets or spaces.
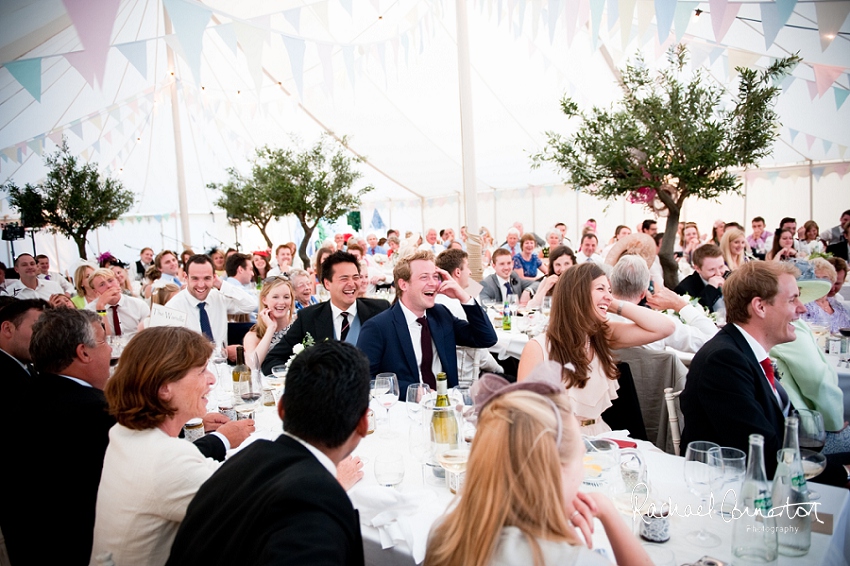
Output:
714,446,746,518
683,441,723,547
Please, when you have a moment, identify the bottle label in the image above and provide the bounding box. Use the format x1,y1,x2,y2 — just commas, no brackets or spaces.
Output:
754,494,773,512
791,474,806,489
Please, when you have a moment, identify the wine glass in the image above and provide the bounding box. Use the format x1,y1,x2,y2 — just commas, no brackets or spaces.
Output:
508,294,519,318
406,383,431,421
713,446,746,519
210,341,227,390
683,441,724,547
374,453,405,488
800,449,827,500
376,373,400,435
796,409,826,454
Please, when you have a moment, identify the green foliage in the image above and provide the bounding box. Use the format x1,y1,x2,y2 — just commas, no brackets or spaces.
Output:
4,139,134,259
532,45,799,286
209,163,282,248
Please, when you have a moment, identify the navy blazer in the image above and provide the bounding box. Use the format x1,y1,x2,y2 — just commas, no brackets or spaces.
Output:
357,299,497,396
680,324,787,477
674,271,723,312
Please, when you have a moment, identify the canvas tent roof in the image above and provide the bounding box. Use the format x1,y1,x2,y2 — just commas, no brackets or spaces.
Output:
0,0,848,266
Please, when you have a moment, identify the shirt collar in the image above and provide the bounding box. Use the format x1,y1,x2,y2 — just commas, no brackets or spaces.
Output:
399,300,424,325
330,300,358,320
182,288,216,307
58,374,94,388
733,323,768,365
282,431,337,477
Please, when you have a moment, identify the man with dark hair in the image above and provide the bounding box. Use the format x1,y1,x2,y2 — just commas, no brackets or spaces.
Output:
358,251,497,395
747,216,772,253
154,249,181,286
674,244,727,313
223,252,258,312
135,247,154,281
826,221,850,261
166,254,256,344
820,209,850,246
262,251,388,375
479,247,534,304
640,219,658,236
1,253,65,300
0,298,49,380
35,254,74,295
575,233,602,264
167,341,370,566
681,261,850,484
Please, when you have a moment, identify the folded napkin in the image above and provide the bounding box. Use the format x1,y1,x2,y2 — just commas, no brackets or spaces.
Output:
349,485,447,564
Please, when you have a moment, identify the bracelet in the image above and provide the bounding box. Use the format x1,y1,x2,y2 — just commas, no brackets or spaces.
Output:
616,301,623,316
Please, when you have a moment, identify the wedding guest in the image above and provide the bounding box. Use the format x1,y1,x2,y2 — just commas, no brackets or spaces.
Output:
527,246,575,309
720,227,750,271
209,248,227,277
518,263,674,435
513,233,543,281
819,210,850,246
766,228,798,261
425,377,652,566
72,264,97,308
747,216,772,254
799,220,825,256
243,277,296,367
802,258,850,333
711,219,725,246
110,265,136,297
252,251,272,281
825,221,850,261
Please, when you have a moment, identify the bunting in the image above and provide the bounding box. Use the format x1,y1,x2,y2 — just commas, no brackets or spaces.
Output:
4,58,42,102
708,0,740,44
62,0,120,87
812,64,845,97
760,0,796,50
163,0,212,83
654,0,676,41
814,1,850,51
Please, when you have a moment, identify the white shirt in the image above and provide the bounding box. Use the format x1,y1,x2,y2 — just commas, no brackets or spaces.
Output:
39,272,74,294
734,323,783,409
418,242,445,254
495,275,514,302
165,283,257,345
330,301,358,340
609,304,717,354
86,294,151,336
283,431,337,477
575,252,603,264
399,301,442,382
1,278,64,300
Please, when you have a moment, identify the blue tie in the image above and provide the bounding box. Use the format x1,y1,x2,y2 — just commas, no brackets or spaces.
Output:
504,281,513,298
198,302,214,341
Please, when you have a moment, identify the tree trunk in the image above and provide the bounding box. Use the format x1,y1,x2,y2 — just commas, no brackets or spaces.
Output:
257,221,273,248
297,218,314,269
74,233,88,259
659,211,681,289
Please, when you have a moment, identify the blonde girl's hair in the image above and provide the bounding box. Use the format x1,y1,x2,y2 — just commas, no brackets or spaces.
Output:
151,283,180,306
425,391,582,566
720,227,749,270
252,277,296,339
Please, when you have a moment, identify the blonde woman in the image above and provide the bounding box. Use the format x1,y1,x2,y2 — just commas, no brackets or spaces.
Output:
425,377,651,566
110,265,136,297
243,277,296,366
71,264,97,308
719,226,750,272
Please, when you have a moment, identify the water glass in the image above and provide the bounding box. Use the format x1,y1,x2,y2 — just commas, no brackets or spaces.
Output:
374,453,405,488
714,446,746,518
683,441,723,547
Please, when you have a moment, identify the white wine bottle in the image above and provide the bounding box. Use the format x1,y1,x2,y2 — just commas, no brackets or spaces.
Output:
431,372,458,450
231,345,249,399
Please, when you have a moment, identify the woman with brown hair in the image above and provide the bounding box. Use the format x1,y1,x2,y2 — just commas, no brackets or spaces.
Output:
517,263,673,435
243,277,297,366
425,379,651,566
527,246,575,309
91,327,230,566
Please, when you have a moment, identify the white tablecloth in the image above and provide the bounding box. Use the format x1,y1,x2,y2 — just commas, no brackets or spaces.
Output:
237,399,850,566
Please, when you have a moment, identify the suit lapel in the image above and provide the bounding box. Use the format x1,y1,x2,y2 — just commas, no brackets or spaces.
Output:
316,302,336,341
391,303,419,378
724,326,785,415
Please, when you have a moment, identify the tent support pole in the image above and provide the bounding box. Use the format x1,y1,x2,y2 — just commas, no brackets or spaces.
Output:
455,0,482,281
808,159,813,220
164,10,192,251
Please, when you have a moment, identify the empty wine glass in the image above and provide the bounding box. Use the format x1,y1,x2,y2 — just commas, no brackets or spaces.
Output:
406,383,431,421
683,441,724,547
210,341,227,388
374,453,405,488
714,446,746,518
376,373,400,435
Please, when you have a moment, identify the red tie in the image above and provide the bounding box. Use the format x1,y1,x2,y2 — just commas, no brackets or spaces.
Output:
111,305,122,336
760,358,775,389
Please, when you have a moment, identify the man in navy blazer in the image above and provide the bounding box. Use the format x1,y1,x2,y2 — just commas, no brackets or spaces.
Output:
681,261,850,484
358,251,497,396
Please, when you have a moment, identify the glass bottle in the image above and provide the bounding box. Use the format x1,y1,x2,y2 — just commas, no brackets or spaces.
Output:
732,434,778,565
502,297,512,331
231,345,249,399
772,416,811,556
431,372,458,448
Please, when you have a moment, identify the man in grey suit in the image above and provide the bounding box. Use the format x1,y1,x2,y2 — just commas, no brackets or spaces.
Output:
479,248,535,304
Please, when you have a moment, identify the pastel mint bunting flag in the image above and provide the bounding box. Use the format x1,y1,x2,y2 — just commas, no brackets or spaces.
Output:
163,0,212,83
835,87,849,110
116,41,148,78
760,0,796,49
673,2,697,42
4,58,41,102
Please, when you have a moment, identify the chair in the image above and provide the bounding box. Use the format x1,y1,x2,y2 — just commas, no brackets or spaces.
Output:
613,347,687,454
227,321,255,346
601,362,648,440
664,387,684,456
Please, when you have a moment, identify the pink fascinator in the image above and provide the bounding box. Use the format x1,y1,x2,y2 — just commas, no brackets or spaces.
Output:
471,361,566,413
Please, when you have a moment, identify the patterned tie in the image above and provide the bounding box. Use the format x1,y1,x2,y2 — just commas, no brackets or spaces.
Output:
198,302,214,341
416,316,437,389
111,305,122,336
340,312,350,342
760,358,775,389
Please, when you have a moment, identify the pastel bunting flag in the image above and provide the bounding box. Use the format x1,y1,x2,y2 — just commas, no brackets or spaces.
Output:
619,0,636,47
806,79,819,100
815,1,850,51
760,0,796,49
282,35,306,99
788,128,799,143
590,0,605,49
654,0,676,41
835,87,850,110
283,7,301,31
62,0,120,87
234,22,265,93
116,40,148,78
709,0,740,44
214,23,238,55
673,2,697,42
812,63,845,97
4,58,41,102
163,0,212,83
805,133,816,151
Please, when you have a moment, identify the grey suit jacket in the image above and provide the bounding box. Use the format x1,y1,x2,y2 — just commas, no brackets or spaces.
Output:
478,273,534,303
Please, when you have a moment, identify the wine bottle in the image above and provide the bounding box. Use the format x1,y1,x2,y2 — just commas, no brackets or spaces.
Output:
232,345,249,399
732,434,778,565
772,416,811,556
431,372,458,449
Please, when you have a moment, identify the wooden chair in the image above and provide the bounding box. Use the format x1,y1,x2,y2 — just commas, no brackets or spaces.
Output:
664,387,684,456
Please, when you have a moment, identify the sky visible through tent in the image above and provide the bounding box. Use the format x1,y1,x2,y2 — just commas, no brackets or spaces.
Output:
0,0,848,264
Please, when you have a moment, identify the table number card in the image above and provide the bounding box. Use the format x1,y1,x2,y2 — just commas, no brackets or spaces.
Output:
149,304,189,328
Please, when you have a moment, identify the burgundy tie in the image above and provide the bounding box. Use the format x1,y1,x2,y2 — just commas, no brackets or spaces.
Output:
416,316,437,389
760,358,775,389
111,305,122,336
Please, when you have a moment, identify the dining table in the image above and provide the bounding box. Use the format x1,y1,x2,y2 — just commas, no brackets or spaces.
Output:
233,392,850,566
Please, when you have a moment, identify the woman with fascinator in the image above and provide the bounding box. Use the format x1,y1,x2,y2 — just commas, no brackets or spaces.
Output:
517,262,674,436
424,367,652,566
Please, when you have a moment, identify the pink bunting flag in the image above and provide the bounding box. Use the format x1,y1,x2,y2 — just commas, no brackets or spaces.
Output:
62,0,120,87
709,0,740,43
812,63,846,97
804,134,816,151
806,79,819,100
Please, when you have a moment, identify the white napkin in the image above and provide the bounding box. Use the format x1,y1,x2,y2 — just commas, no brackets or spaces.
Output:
349,485,446,564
